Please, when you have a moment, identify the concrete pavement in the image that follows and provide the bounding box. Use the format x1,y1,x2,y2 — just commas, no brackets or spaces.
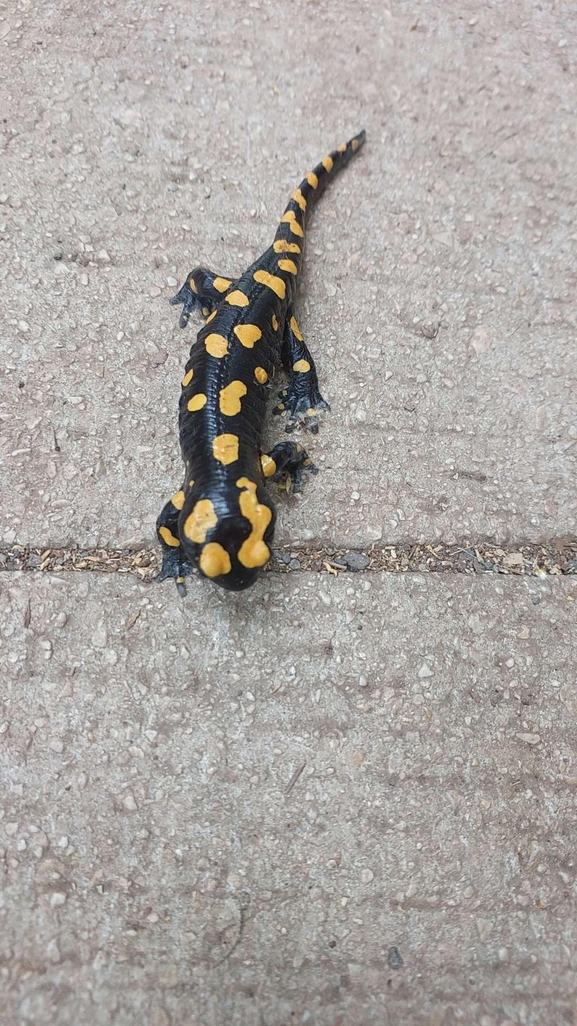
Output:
1,1,576,1023
1,1,575,550
1,573,577,1026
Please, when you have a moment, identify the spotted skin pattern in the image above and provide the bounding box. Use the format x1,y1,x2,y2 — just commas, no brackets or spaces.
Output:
157,130,366,592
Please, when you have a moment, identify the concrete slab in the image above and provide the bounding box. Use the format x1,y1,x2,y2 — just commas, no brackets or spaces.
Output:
1,2,576,551
1,571,576,1024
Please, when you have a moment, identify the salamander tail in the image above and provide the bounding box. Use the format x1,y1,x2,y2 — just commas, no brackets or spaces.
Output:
274,130,366,247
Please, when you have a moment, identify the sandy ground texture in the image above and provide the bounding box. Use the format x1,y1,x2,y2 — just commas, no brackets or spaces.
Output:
1,573,577,1026
1,0,577,1024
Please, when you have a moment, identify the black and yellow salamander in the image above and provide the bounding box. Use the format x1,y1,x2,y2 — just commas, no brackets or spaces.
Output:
156,130,366,592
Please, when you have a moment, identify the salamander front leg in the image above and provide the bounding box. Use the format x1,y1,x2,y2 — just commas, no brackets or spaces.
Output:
170,267,237,328
272,312,330,433
155,489,194,596
260,441,318,493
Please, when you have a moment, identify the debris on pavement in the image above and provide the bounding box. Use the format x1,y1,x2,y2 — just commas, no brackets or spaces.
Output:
0,542,575,581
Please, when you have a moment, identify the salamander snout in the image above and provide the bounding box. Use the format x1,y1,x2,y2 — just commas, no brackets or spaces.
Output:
208,560,264,592
180,485,276,591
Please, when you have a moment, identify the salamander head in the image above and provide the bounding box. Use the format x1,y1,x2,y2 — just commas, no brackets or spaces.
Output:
180,480,276,591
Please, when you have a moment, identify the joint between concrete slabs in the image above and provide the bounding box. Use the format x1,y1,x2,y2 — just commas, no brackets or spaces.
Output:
1,541,576,580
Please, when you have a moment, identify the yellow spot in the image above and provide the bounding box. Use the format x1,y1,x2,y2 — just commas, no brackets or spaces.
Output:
159,526,180,548
171,490,185,510
278,259,298,275
236,478,272,568
206,310,217,323
337,142,347,153
290,316,304,341
306,408,315,416
188,479,195,488
213,277,233,292
219,380,247,416
200,542,231,578
272,313,279,331
183,499,217,543
292,188,307,211
253,269,286,299
293,359,311,373
213,433,239,465
307,171,319,188
322,155,334,172
202,307,209,317
352,138,360,151
295,444,302,452
273,239,301,254
280,210,304,237
254,366,268,384
233,323,262,348
226,290,250,307
189,278,198,293
205,333,229,358
188,393,207,411
181,368,194,387
260,455,276,478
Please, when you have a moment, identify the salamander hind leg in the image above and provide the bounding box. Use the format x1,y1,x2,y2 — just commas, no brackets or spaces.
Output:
272,312,330,434
170,267,237,328
261,441,318,493
155,489,194,596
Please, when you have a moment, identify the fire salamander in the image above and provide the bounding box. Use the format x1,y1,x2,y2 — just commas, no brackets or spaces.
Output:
156,130,366,592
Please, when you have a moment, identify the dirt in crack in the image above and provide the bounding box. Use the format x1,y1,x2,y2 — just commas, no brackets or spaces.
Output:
1,543,575,580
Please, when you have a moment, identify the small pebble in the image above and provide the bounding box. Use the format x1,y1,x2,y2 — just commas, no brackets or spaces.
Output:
388,946,404,969
516,733,540,745
151,349,168,366
345,551,370,571
91,624,107,648
46,939,61,963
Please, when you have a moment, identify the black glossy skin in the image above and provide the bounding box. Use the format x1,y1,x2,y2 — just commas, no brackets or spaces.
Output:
156,130,366,592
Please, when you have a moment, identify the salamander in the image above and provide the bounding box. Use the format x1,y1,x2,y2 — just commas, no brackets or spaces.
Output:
156,130,366,592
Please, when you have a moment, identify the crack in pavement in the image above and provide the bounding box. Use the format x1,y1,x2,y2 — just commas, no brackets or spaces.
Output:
1,542,575,581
